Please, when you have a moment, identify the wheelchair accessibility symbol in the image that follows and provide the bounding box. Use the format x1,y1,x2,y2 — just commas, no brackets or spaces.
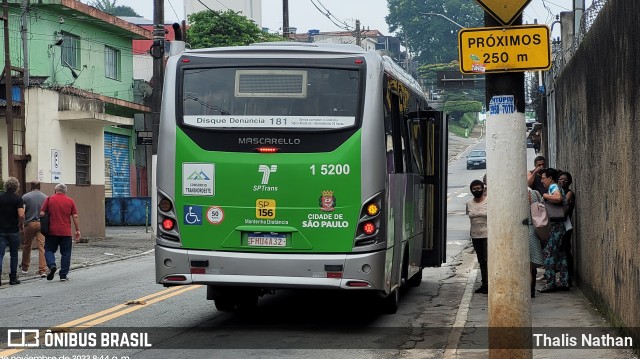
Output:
183,205,202,225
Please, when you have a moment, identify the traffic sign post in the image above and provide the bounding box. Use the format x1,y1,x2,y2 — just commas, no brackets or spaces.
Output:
475,0,531,25
458,25,550,74
51,149,62,183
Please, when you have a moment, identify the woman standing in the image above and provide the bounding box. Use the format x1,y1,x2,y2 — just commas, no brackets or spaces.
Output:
538,168,569,293
558,172,575,286
466,179,488,294
527,188,545,297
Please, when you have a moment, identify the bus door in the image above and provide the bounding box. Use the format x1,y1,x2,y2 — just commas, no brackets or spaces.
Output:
415,110,447,267
384,92,407,294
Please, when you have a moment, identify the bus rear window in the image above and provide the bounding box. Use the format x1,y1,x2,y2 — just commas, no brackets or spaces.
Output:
182,67,360,130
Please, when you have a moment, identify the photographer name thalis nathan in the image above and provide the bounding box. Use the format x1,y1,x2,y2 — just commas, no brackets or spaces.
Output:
534,333,634,347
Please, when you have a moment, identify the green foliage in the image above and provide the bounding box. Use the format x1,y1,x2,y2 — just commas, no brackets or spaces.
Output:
449,113,477,137
91,0,139,16
386,0,483,64
417,61,459,87
187,10,282,49
444,100,483,113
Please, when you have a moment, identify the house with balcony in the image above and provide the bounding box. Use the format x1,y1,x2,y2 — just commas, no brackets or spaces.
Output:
0,0,152,237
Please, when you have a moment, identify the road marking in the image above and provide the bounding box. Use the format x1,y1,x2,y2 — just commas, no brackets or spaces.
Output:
0,285,201,356
457,193,468,198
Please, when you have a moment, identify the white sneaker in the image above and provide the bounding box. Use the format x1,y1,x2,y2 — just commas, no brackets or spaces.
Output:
60,277,69,282
21,270,29,274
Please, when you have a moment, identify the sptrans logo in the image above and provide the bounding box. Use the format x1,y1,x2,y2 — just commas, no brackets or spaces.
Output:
254,165,278,192
6,329,152,348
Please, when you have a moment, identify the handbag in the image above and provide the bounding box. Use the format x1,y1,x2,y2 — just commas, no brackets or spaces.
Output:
40,197,50,235
546,201,567,221
529,192,550,240
40,212,50,235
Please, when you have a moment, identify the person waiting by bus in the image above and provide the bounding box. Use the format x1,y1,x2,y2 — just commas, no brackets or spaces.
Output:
526,187,545,297
558,171,576,287
527,155,547,195
466,179,488,294
538,168,569,293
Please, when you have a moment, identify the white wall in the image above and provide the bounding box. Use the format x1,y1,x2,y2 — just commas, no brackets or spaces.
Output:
24,88,106,186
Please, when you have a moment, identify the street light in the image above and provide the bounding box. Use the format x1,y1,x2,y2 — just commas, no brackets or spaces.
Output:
419,12,464,29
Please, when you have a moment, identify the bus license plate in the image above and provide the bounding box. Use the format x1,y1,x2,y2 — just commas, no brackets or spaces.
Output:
247,233,286,247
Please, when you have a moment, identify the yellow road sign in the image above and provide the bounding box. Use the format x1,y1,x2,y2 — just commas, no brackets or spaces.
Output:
475,0,531,25
458,25,550,74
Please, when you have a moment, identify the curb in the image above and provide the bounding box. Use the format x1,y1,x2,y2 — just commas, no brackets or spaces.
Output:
5,248,155,286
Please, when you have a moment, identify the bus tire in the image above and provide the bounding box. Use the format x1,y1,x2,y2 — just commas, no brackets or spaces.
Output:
379,288,399,314
406,268,423,287
214,297,237,312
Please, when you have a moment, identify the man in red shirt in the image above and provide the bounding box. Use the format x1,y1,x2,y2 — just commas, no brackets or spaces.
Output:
40,183,81,281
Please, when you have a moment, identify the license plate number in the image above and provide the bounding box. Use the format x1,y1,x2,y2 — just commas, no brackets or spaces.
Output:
247,233,286,247
474,162,479,165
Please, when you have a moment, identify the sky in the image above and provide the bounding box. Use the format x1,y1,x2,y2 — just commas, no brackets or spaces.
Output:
116,0,592,37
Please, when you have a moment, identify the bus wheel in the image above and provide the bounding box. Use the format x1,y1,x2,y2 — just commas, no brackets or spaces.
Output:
214,297,237,312
406,269,423,287
379,288,399,314
236,294,259,312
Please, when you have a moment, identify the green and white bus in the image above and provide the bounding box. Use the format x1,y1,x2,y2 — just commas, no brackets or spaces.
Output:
155,42,448,313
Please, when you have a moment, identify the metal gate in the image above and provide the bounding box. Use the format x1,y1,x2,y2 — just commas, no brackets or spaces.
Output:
104,132,131,197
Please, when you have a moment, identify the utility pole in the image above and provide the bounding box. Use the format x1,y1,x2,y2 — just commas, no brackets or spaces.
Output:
20,0,28,87
150,0,164,156
355,19,361,46
282,0,289,39
484,12,532,359
3,0,14,177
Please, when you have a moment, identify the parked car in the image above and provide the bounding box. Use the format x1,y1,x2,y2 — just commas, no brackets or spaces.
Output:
466,150,487,170
526,138,534,148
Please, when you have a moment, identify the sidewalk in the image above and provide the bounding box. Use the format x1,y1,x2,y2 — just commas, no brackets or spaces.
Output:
2,226,155,283
449,259,638,358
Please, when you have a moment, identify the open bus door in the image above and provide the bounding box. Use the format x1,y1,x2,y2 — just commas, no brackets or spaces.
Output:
417,110,448,267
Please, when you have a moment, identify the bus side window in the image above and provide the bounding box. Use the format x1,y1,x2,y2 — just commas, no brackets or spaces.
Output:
390,93,405,173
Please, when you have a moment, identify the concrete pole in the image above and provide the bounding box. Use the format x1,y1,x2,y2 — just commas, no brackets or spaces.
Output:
484,13,532,359
3,0,14,177
151,0,164,156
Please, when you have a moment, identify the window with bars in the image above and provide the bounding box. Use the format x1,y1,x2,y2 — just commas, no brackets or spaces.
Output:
61,32,80,69
76,144,91,186
105,46,121,80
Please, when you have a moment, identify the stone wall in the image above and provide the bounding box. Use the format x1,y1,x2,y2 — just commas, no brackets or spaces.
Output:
553,0,640,342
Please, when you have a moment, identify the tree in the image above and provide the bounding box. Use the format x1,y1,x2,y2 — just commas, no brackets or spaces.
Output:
386,0,483,64
91,0,139,16
187,10,281,49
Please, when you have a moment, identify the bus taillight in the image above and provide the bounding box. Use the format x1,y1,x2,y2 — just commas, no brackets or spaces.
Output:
162,218,175,231
362,222,376,235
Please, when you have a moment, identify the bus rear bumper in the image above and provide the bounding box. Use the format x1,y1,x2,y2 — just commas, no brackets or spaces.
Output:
155,245,388,290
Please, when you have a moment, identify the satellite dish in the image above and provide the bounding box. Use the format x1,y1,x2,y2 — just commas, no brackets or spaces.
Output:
137,81,153,98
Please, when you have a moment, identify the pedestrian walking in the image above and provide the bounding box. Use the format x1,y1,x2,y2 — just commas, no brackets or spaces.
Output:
0,177,25,285
466,179,488,294
538,168,569,293
21,180,48,278
40,183,81,282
